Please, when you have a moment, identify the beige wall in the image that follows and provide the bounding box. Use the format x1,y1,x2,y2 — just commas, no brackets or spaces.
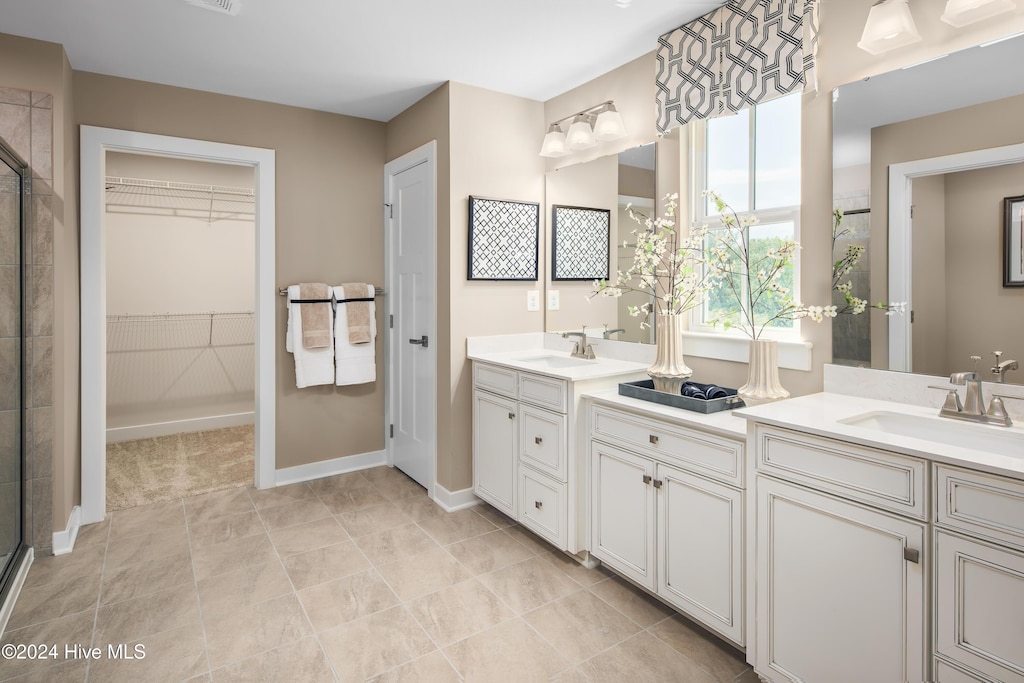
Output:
75,71,388,471
945,164,1024,375
447,83,545,491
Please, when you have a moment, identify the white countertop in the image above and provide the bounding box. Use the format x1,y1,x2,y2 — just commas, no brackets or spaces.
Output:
736,392,1024,480
584,389,748,438
467,348,651,382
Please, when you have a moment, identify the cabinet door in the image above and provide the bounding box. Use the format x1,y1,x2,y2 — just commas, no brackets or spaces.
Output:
473,390,517,517
657,463,743,645
756,477,926,683
590,441,656,590
936,530,1024,683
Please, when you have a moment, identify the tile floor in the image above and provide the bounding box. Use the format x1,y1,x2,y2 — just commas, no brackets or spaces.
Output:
2,466,755,682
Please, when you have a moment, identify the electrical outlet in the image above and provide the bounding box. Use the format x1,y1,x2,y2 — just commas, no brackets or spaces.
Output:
547,290,560,310
526,290,540,311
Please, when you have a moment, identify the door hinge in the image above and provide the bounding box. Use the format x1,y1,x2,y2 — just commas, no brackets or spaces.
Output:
389,424,394,438
384,203,393,219
389,314,394,329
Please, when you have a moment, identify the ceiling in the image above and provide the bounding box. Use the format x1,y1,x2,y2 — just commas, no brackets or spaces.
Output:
0,0,722,122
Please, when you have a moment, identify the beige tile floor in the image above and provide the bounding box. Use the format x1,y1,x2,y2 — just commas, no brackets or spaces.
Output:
2,466,755,682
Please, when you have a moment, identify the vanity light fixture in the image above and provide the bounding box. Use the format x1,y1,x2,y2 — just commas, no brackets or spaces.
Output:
540,100,627,157
941,0,1016,27
857,0,922,55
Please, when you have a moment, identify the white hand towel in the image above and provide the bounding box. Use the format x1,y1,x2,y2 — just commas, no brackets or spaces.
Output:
334,284,376,386
287,285,335,388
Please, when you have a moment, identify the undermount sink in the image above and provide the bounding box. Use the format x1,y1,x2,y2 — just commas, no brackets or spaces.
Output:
839,410,1024,458
513,354,596,369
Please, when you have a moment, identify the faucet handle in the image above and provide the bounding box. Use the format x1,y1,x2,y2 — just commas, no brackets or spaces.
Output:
971,355,982,373
929,385,963,413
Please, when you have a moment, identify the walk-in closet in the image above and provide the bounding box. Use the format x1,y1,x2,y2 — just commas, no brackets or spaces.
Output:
104,153,256,511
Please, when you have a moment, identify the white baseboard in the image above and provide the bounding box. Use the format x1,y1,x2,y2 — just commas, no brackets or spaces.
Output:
51,506,82,556
0,547,33,636
274,450,387,487
106,411,255,443
433,483,479,512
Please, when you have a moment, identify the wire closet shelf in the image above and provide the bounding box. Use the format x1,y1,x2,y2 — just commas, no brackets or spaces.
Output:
105,176,255,222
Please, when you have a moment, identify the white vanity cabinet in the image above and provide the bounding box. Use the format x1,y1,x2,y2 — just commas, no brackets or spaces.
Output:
933,465,1024,683
751,425,928,683
589,401,746,645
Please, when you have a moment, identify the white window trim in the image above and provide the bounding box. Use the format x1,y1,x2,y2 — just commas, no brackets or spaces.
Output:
682,330,813,371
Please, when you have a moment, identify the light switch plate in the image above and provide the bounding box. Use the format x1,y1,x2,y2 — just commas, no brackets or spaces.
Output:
526,290,540,311
547,290,560,310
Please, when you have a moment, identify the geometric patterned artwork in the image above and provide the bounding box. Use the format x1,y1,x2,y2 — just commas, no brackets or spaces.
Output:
656,0,819,133
468,196,540,281
551,205,610,281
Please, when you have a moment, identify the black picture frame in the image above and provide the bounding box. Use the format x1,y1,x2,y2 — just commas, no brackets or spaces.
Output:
551,205,610,281
467,196,540,281
1004,194,1024,287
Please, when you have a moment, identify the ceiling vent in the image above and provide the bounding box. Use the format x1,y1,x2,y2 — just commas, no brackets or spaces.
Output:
183,0,241,16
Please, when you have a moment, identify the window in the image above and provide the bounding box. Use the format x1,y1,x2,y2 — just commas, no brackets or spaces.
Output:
691,92,802,336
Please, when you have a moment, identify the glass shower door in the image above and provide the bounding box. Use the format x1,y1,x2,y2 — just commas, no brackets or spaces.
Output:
0,141,25,599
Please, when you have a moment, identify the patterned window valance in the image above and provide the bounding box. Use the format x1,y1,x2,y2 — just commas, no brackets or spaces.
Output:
656,0,819,134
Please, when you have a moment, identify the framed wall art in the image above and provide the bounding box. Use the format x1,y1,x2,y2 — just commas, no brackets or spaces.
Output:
551,205,610,281
1004,194,1024,287
468,196,539,281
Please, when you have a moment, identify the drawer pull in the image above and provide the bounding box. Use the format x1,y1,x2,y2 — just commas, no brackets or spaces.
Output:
903,547,920,564
534,500,543,510
649,434,659,445
534,436,543,445
508,412,515,420
642,474,652,485
652,479,663,489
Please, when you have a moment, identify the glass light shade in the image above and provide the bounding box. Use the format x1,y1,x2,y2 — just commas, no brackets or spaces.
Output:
857,0,922,55
594,105,627,141
941,0,1015,27
566,115,597,150
539,123,569,157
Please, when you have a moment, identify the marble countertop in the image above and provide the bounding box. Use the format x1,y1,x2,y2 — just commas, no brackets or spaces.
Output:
467,348,651,382
584,389,748,438
736,392,1024,480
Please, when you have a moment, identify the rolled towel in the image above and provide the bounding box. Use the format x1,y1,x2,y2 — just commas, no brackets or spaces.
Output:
299,282,332,349
681,383,706,399
342,282,372,345
704,385,729,400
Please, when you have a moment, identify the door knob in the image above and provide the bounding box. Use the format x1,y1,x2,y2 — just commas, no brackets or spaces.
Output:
409,335,428,348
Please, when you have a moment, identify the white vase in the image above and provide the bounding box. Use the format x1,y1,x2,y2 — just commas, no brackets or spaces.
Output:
738,338,790,405
647,313,692,394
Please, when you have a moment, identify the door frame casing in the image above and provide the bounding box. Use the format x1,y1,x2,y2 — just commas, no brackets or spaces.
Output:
80,126,276,524
383,140,437,499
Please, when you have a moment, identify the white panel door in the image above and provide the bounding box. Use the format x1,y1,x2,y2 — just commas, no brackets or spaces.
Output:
472,390,517,516
590,442,656,590
658,463,743,645
387,151,435,490
756,477,926,683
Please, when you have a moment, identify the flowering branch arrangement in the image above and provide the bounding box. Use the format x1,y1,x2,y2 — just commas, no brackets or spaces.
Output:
704,190,835,339
832,208,907,316
591,193,719,330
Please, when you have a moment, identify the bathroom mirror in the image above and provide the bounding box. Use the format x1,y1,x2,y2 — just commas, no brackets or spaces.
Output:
832,32,1024,384
544,142,657,343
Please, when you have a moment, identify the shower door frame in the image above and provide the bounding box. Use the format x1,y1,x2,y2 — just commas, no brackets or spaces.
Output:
80,127,277,525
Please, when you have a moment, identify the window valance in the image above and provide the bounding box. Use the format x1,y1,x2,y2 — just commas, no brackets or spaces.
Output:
656,0,819,133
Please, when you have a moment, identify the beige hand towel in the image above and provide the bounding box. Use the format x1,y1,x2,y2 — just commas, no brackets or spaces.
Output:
342,283,372,344
299,282,332,349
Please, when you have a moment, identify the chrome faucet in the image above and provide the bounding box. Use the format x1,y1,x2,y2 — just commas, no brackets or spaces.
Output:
991,351,1019,383
561,328,596,359
930,356,1013,427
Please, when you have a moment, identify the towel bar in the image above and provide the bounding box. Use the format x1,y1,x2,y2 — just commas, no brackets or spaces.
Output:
279,286,384,297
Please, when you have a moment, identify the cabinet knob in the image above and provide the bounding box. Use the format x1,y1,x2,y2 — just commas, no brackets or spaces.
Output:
535,436,543,445
903,547,920,564
642,475,652,485
535,500,543,510
508,412,515,420
649,434,659,445
652,479,663,489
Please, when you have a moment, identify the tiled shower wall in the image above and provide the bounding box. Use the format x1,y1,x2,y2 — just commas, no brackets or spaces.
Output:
0,86,55,557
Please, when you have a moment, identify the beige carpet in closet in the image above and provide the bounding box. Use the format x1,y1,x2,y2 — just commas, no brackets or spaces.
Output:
105,424,254,511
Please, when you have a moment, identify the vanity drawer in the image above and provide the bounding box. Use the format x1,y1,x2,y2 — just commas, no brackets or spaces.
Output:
935,465,1024,552
755,425,927,520
519,467,566,549
519,405,567,481
519,373,567,413
474,362,518,398
590,405,742,487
